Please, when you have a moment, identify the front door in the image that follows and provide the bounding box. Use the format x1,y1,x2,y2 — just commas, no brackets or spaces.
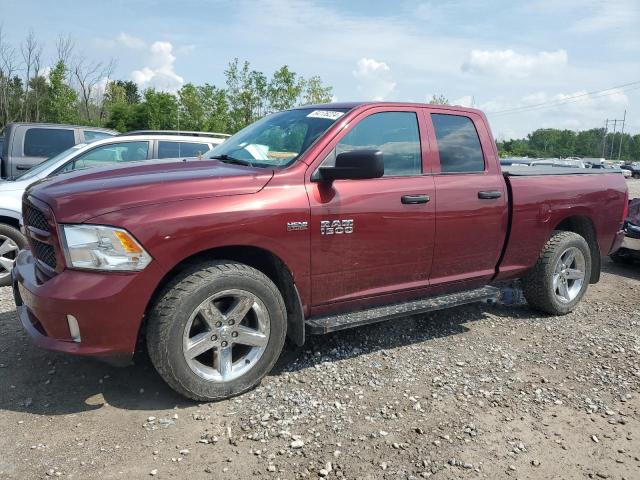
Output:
306,108,436,308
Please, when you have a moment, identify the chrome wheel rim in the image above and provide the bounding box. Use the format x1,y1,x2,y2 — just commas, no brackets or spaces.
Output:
182,289,270,382
0,235,19,280
553,247,586,303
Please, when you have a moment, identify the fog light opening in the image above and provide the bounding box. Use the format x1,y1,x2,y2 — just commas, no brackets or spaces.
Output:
66,314,81,343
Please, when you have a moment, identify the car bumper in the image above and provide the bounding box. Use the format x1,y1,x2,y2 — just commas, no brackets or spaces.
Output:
11,249,160,365
621,235,640,251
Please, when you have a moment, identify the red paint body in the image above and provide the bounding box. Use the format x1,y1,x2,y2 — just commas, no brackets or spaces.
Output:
12,102,628,361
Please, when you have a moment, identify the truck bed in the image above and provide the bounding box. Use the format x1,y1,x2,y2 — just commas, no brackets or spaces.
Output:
503,166,621,176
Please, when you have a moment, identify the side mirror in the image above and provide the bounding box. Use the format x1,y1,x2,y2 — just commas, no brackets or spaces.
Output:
318,149,384,182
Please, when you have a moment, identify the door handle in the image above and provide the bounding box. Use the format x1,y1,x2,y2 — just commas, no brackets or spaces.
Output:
478,191,502,199
401,194,430,204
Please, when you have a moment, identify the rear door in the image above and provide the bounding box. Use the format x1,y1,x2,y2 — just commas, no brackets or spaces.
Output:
425,109,508,286
306,107,436,308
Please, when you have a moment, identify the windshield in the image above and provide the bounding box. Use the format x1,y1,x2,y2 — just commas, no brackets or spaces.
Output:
206,108,349,168
15,143,87,180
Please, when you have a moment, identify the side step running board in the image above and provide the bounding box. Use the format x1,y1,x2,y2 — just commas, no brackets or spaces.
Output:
305,286,500,335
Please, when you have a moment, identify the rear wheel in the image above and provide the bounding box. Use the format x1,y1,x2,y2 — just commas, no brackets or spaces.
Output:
0,224,26,288
147,261,287,401
522,231,591,315
633,172,640,179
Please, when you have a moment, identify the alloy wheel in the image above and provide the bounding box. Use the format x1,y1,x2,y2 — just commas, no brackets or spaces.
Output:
552,247,586,303
182,289,270,382
0,235,19,280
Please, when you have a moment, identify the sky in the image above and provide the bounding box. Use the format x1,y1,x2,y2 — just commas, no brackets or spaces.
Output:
1,0,639,139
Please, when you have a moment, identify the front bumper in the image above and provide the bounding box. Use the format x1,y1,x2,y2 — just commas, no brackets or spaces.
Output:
11,249,160,364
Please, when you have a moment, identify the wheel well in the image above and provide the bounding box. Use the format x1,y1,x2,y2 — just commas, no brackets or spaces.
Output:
143,246,305,347
0,216,20,230
554,216,600,283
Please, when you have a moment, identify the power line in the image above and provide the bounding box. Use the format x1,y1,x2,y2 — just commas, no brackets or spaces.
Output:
487,80,640,116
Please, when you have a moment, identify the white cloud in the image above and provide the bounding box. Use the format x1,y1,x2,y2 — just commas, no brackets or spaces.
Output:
352,57,396,101
95,32,146,50
462,49,568,78
484,88,630,139
452,95,474,107
131,41,184,92
116,32,145,49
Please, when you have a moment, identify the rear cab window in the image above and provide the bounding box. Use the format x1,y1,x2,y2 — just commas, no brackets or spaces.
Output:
158,141,211,158
24,128,75,157
430,114,485,173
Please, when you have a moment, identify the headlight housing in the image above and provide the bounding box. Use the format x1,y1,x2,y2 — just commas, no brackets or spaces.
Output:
60,225,152,271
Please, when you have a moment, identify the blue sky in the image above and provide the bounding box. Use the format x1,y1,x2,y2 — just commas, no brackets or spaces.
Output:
1,0,638,138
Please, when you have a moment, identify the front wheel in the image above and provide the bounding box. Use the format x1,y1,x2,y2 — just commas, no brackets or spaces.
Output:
522,231,591,315
147,261,287,401
0,224,27,288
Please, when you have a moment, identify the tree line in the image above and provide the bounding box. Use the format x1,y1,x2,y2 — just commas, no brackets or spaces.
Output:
497,128,640,162
0,29,333,134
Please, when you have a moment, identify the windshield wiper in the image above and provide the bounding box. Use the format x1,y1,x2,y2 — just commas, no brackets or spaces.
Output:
209,154,254,167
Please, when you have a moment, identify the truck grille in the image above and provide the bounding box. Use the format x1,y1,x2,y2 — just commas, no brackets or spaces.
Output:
23,200,59,274
31,238,57,270
24,204,50,232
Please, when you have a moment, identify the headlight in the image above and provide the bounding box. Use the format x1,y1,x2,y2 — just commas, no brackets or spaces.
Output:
60,225,152,271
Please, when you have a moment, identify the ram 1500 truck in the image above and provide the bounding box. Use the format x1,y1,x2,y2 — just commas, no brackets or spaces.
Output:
12,102,628,401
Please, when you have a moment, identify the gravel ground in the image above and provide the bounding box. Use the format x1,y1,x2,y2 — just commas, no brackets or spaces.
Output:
1,178,639,480
1,257,639,480
626,178,640,199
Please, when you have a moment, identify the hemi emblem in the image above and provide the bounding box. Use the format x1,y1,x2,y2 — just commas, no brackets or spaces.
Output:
287,221,308,231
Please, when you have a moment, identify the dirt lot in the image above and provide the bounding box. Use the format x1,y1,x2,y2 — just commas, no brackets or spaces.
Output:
1,181,639,480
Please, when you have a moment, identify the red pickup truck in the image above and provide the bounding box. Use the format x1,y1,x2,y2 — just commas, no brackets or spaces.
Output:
12,102,627,401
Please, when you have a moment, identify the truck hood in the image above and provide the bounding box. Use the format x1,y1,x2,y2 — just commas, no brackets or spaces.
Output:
27,158,274,223
0,177,33,192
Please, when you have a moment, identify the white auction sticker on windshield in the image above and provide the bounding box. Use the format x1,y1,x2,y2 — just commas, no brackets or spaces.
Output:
306,110,344,120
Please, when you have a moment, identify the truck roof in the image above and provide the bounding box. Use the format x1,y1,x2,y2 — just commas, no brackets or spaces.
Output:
294,101,484,115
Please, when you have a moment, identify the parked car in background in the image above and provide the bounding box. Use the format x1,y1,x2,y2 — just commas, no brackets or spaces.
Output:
500,157,533,167
122,130,231,141
0,133,225,286
611,198,640,264
0,122,117,179
11,102,627,401
620,163,640,179
530,158,586,168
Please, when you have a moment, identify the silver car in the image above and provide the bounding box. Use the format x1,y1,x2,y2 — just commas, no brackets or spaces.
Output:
0,133,227,286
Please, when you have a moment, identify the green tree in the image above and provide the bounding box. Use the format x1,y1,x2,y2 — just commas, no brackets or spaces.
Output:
302,75,333,105
267,65,305,112
142,88,178,130
43,60,77,123
428,94,449,105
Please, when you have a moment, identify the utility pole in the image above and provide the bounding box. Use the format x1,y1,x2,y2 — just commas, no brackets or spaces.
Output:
617,110,627,161
609,119,617,160
601,114,627,160
601,119,608,157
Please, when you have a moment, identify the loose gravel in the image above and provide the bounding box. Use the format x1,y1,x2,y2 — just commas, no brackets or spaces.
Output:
1,257,638,479
1,177,639,479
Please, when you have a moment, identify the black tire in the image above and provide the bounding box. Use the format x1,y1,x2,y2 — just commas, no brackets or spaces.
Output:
146,260,287,401
633,172,640,179
0,223,27,288
522,231,591,315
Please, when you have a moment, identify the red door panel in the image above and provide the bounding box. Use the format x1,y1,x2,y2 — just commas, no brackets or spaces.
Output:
308,176,436,305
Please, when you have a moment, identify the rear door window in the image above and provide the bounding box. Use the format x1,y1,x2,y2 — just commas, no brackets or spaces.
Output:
157,141,210,158
431,114,485,173
24,128,75,157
